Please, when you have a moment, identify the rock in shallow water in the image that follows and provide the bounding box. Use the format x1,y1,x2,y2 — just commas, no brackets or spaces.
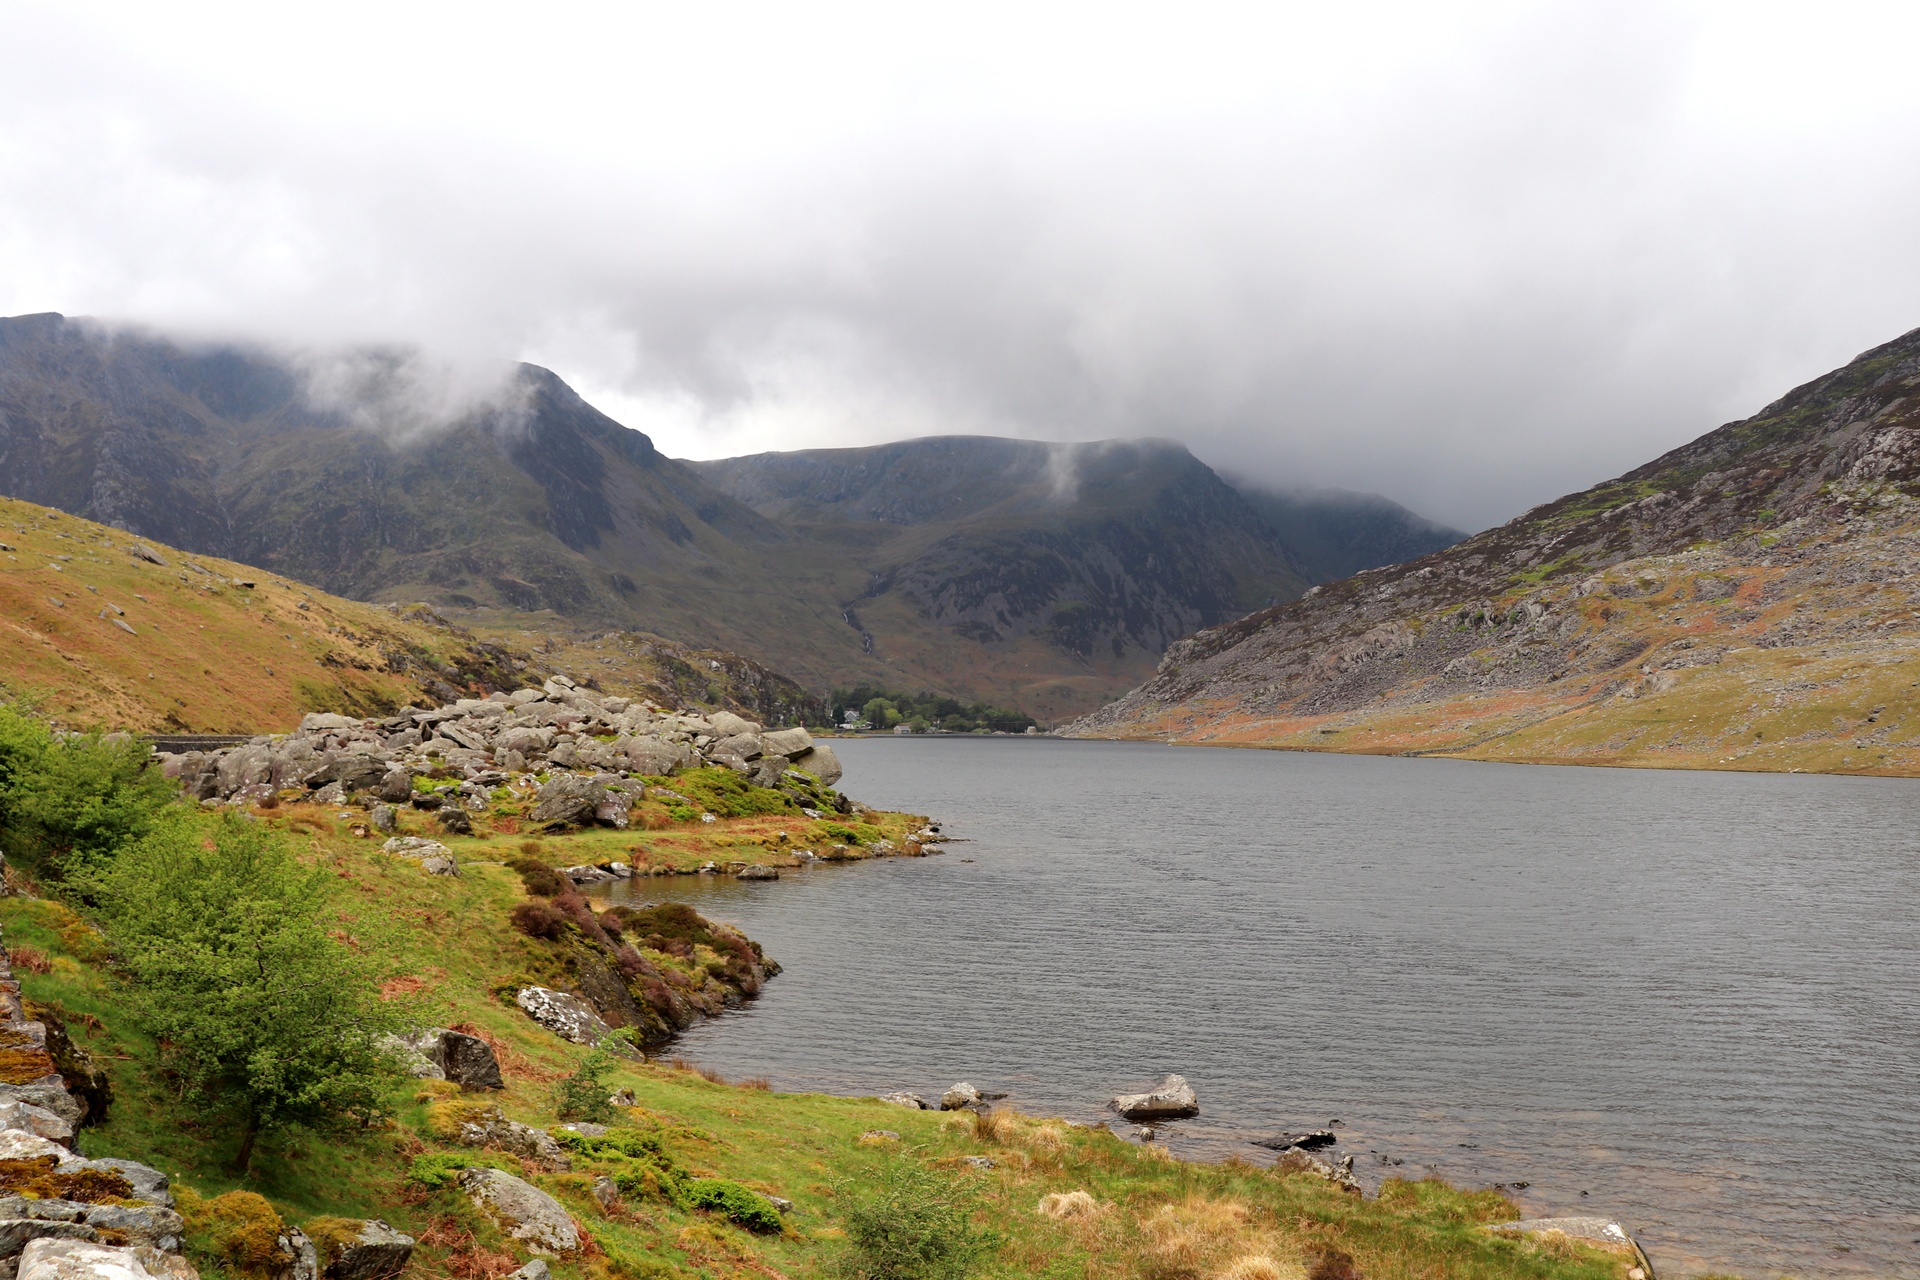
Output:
1110,1074,1199,1121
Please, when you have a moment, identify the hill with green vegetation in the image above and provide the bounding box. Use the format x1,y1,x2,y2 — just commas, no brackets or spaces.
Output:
0,495,824,733
0,696,1647,1280
827,685,1036,734
1072,325,1920,778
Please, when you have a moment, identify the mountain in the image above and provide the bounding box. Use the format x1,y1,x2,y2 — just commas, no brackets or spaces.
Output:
0,493,823,732
1071,326,1920,776
0,314,1450,721
689,437,1312,718
1222,479,1465,583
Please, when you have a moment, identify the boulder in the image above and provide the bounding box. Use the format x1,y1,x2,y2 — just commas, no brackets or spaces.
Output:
749,757,788,788
0,1219,100,1261
790,744,842,786
64,1160,171,1208
620,736,686,776
0,1100,75,1148
707,711,763,737
503,1262,550,1280
315,1219,415,1280
368,805,397,834
879,1092,929,1110
759,727,813,758
529,776,606,829
458,1168,578,1255
379,1035,444,1081
514,988,616,1047
14,1237,184,1280
374,771,414,804
713,733,764,761
1110,1075,1198,1121
313,754,388,793
435,808,473,837
299,713,361,733
590,1175,618,1212
457,1111,570,1170
940,1083,982,1111
736,865,778,881
392,1030,501,1089
0,1201,185,1255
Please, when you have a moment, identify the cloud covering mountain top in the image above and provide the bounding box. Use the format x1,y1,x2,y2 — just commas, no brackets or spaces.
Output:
6,0,1920,530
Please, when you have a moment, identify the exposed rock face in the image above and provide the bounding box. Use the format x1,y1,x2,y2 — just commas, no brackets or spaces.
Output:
1072,325,1920,773
155,679,849,814
458,1168,579,1255
1110,1075,1199,1121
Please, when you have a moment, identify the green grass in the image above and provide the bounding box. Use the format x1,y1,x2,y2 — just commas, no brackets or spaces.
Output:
0,814,1643,1280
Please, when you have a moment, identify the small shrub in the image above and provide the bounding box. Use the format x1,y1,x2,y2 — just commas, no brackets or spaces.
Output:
506,856,566,897
971,1107,1014,1145
6,945,50,974
836,1160,996,1280
552,1032,634,1122
685,1178,782,1233
1308,1250,1360,1280
508,902,568,940
405,1151,497,1190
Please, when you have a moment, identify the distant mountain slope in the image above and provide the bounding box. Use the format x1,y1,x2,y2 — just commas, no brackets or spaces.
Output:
1071,326,1920,776
690,437,1313,718
1222,479,1465,583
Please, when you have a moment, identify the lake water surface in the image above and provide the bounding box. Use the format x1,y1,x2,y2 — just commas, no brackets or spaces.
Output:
596,739,1920,1278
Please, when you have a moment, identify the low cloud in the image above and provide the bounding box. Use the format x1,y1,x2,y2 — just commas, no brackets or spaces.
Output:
5,1,1920,530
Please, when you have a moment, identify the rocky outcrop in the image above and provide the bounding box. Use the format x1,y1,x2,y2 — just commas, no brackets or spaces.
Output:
155,678,845,814
0,935,192,1278
455,1111,570,1171
1110,1075,1199,1121
513,989,619,1049
387,1030,502,1090
458,1168,578,1255
309,1219,415,1280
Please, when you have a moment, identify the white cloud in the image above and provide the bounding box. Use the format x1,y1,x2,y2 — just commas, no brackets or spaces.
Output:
4,0,1920,529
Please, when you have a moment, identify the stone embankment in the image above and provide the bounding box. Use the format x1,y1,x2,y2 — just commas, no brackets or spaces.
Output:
154,677,843,824
0,930,191,1279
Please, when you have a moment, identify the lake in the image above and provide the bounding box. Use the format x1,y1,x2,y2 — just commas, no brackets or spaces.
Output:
591,738,1920,1278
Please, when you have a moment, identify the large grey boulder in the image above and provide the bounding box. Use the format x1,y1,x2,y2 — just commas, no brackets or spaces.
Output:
64,1160,173,1208
390,1030,502,1089
940,1083,982,1111
14,1237,188,1280
529,776,606,829
620,736,688,775
374,771,414,804
0,1200,184,1254
503,1261,550,1280
790,744,842,786
458,1168,578,1255
276,1225,319,1280
708,711,763,737
316,1219,415,1280
759,727,813,758
713,733,764,761
312,754,388,793
514,988,614,1046
1110,1074,1199,1121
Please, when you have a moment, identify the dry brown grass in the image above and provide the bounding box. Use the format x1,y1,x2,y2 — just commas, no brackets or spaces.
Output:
740,1075,772,1091
1037,1190,1099,1220
972,1105,1016,1144
1218,1257,1307,1280
6,946,50,975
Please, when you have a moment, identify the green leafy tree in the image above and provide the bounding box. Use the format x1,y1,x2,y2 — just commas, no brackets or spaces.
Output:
0,704,176,880
89,815,405,1173
837,1160,996,1280
551,1030,635,1122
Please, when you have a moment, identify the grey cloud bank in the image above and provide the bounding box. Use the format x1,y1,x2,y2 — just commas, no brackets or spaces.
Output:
4,1,1920,532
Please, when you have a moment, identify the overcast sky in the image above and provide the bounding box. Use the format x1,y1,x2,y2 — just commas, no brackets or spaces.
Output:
5,1,1920,530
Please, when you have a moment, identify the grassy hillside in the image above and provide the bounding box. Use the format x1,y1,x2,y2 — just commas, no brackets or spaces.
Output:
0,496,828,733
2,790,1642,1280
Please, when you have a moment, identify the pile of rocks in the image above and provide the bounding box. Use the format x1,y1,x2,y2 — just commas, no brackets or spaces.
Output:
155,678,844,826
0,931,193,1279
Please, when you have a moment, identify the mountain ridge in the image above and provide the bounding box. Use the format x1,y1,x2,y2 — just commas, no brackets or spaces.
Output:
1069,324,1920,775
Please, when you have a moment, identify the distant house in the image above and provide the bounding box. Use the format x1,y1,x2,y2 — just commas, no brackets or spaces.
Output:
894,724,913,735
